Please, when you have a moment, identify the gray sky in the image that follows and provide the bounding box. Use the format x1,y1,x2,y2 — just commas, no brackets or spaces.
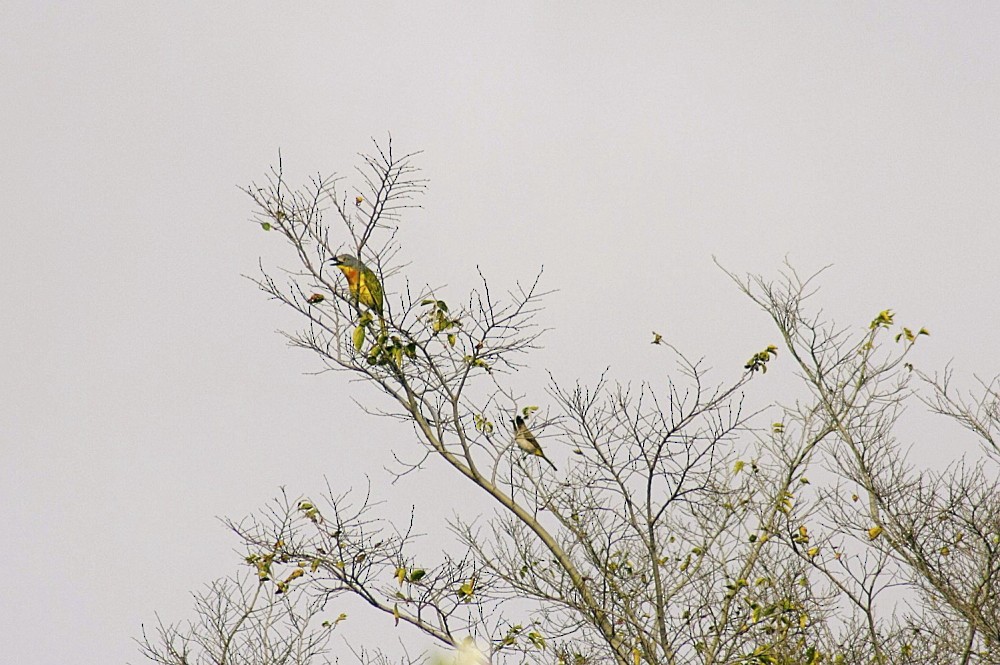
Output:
2,2,999,663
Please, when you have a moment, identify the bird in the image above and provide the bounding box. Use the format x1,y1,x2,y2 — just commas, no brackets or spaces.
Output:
513,415,557,471
328,254,384,317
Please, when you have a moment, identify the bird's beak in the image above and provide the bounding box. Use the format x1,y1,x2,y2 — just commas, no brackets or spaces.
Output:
327,257,341,266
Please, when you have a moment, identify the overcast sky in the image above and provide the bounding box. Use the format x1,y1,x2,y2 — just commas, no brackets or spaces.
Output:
3,2,999,663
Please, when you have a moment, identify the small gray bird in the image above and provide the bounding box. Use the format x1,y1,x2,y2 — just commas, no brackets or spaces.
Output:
513,415,557,471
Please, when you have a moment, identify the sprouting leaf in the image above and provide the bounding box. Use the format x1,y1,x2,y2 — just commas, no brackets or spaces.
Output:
457,578,475,601
408,568,426,583
463,355,491,371
395,567,406,586
393,603,400,626
355,196,364,205
651,331,663,345
474,414,494,434
261,222,272,231
868,526,883,541
521,405,539,418
869,309,894,330
352,326,366,351
733,460,745,474
745,345,779,373
447,333,457,347
807,546,820,558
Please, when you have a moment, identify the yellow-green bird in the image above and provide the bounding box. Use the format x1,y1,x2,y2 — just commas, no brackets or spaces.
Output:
513,416,557,471
328,254,384,316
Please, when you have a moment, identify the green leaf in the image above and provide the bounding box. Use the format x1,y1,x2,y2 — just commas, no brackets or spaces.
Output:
260,222,272,231
352,326,366,351
447,333,456,347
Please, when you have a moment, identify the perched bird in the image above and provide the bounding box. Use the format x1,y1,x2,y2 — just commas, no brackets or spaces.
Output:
513,415,557,471
328,254,384,316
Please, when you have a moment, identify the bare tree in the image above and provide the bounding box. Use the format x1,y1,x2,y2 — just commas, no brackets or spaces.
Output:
141,143,1000,665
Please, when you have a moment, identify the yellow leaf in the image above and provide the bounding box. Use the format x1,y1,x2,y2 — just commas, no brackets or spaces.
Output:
457,578,475,601
807,546,820,558
733,460,745,474
868,526,883,541
395,567,406,586
352,326,366,351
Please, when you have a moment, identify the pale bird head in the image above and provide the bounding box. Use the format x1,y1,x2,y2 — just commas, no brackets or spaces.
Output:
328,253,363,269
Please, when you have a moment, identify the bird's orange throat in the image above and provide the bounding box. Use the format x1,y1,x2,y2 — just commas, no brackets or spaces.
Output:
337,266,362,290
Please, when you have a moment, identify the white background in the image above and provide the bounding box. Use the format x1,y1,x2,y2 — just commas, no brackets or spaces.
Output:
2,3,999,662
